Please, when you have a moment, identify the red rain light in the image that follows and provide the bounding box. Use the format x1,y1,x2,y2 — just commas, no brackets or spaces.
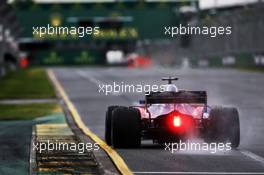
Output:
173,116,181,127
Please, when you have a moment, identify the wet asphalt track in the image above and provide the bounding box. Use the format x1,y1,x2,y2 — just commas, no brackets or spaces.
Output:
53,67,264,174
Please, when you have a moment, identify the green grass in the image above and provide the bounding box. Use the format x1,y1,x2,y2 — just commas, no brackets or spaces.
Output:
239,67,264,73
0,68,56,99
0,103,61,120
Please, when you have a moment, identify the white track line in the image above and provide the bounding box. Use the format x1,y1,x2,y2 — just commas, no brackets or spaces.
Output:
76,70,121,96
240,150,264,166
134,150,264,174
76,70,103,86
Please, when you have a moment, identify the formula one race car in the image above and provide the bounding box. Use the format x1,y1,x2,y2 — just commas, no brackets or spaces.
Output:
105,77,240,148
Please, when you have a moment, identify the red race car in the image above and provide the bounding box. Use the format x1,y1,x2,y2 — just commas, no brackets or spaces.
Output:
105,77,240,148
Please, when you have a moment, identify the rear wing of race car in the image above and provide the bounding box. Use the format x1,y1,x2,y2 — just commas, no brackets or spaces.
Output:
143,91,207,104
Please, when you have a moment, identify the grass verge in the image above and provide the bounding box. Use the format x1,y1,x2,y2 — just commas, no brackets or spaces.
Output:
0,103,61,120
0,68,56,99
239,67,264,73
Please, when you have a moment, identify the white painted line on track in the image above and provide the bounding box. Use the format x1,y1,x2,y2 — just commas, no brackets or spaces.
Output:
76,70,121,96
135,150,264,174
240,150,264,167
76,70,104,86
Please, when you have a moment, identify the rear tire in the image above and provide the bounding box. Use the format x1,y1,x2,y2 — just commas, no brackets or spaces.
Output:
205,107,240,148
105,106,119,145
112,107,141,148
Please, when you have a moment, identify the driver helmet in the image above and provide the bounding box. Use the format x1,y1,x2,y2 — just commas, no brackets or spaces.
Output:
164,84,179,92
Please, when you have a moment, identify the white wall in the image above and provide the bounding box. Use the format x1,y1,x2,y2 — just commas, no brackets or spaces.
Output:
199,0,259,9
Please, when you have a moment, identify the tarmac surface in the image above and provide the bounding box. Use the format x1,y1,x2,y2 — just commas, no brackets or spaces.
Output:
53,67,264,174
